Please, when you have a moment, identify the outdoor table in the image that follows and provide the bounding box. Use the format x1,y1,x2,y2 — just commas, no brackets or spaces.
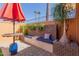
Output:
2,33,24,41
2,33,23,37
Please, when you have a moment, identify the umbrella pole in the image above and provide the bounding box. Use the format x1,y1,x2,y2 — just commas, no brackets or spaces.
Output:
13,20,15,43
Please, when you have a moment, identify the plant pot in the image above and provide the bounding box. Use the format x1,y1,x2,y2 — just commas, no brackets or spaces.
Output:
9,43,18,55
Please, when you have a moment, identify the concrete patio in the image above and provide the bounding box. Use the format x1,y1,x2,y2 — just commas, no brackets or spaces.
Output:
24,36,53,53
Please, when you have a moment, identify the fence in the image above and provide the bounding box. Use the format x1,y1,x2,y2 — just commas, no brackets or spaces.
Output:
26,15,54,24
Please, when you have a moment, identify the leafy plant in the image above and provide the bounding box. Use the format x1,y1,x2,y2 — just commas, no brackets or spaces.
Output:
37,24,45,31
28,24,37,30
24,28,29,35
20,25,29,35
0,48,3,56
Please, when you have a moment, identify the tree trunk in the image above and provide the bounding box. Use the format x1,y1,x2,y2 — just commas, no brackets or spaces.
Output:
59,19,68,45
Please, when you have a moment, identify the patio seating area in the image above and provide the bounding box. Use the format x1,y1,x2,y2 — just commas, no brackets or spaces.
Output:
0,3,79,56
15,45,53,56
24,36,53,53
0,40,53,56
0,33,53,56
0,39,31,56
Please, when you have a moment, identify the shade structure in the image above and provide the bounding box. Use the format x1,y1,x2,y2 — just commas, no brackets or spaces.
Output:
0,3,25,22
0,3,25,43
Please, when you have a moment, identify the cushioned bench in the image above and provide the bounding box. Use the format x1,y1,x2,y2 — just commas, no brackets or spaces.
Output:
37,34,56,44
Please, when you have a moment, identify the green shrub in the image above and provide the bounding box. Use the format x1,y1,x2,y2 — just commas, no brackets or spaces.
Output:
28,25,37,30
23,28,29,35
37,24,45,31
0,48,3,56
20,25,29,35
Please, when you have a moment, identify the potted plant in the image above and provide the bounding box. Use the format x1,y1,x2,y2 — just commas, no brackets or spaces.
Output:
53,3,74,44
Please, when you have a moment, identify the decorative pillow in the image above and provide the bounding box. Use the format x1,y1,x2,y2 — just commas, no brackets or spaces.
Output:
44,33,50,39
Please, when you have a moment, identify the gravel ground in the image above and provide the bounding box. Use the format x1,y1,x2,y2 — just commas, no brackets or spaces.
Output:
15,46,53,56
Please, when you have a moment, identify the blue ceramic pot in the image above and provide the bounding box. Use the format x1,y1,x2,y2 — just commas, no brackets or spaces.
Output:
9,43,18,55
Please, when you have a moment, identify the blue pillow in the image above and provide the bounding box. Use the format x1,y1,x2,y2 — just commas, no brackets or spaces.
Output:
49,34,55,41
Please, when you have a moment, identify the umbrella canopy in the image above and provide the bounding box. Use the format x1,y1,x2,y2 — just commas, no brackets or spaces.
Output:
0,3,25,43
0,3,25,22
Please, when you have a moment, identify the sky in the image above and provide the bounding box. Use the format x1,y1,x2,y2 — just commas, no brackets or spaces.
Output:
0,3,76,24
21,3,47,23
21,3,46,20
21,3,57,23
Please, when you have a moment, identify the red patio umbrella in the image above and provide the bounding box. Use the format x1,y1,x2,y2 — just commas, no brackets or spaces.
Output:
0,3,25,43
